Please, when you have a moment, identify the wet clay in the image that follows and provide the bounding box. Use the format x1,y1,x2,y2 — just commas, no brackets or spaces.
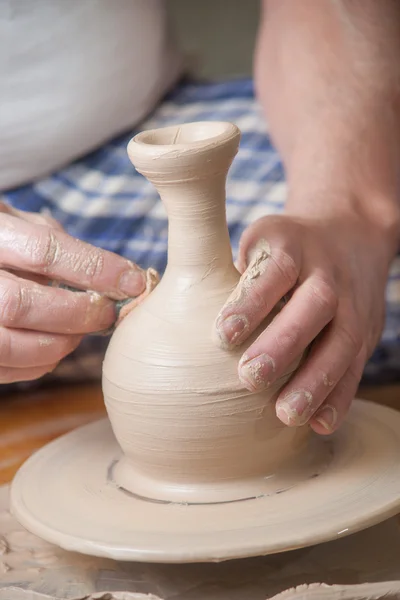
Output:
102,121,305,503
9,122,400,564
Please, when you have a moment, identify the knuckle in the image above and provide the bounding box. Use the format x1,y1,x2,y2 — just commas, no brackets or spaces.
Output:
31,228,61,271
308,278,338,315
0,279,27,326
276,321,302,351
26,225,61,272
271,249,299,289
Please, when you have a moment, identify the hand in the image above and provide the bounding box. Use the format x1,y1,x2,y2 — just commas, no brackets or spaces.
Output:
0,201,146,382
214,211,392,434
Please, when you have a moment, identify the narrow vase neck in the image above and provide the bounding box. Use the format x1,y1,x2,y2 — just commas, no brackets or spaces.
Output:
127,121,241,273
155,173,233,270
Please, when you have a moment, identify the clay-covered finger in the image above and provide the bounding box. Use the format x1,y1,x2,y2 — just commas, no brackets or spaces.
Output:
0,213,146,300
0,363,59,383
274,310,363,427
0,327,82,368
238,275,338,392
0,271,116,334
309,352,365,435
214,241,301,348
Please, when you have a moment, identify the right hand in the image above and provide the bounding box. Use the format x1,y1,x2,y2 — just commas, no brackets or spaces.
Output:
0,201,146,383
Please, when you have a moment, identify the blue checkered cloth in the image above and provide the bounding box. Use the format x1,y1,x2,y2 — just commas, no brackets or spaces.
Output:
1,77,400,390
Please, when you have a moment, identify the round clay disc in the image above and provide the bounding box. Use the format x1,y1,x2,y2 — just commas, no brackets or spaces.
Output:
10,399,400,563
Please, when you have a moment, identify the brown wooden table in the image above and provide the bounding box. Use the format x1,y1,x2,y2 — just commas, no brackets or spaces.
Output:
0,381,399,485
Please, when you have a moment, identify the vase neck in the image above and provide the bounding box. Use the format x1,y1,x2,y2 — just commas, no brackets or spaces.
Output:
155,173,233,270
127,121,240,273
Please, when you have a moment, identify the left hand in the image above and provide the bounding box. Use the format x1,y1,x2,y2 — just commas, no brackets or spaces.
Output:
213,211,393,435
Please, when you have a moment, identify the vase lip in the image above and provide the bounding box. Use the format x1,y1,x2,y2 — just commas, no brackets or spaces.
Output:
127,121,240,160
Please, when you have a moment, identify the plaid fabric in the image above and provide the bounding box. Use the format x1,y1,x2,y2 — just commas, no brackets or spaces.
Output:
1,77,400,390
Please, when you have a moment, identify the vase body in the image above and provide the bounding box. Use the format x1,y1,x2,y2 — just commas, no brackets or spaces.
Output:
102,122,307,504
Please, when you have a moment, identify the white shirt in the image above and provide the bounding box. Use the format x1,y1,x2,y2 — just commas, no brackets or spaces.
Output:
0,0,182,190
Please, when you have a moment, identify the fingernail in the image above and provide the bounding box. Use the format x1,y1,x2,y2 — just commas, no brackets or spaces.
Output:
276,390,313,426
118,268,146,297
215,314,249,348
314,405,337,432
239,353,275,391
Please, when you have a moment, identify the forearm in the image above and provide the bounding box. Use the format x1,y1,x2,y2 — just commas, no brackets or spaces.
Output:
255,0,400,257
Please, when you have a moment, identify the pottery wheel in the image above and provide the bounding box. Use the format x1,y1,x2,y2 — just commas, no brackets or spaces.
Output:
10,398,400,563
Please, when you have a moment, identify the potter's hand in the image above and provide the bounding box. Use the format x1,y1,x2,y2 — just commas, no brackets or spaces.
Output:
214,212,395,434
220,0,400,432
0,201,146,382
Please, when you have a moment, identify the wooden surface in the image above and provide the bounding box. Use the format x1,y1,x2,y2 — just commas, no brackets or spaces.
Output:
0,382,106,484
0,381,399,485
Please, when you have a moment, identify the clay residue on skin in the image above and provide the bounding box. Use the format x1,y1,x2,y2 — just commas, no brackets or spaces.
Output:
37,336,55,348
223,241,271,309
278,390,314,426
245,240,271,280
242,358,265,388
88,291,103,306
239,353,276,390
213,240,272,350
322,373,334,387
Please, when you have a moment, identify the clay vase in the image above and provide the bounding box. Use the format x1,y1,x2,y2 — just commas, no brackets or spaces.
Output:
102,121,306,504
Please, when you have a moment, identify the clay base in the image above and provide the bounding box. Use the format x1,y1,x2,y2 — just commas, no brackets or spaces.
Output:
113,433,332,504
9,399,400,563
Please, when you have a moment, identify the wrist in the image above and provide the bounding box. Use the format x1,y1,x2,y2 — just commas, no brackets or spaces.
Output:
282,103,400,261
284,187,400,264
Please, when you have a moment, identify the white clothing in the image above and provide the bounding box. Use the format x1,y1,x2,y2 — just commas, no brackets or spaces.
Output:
0,0,182,190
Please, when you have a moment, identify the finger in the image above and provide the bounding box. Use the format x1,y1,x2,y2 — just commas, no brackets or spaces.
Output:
4,269,51,286
0,200,64,231
0,327,82,368
0,213,146,300
214,241,301,349
0,271,116,334
309,351,366,435
0,363,59,384
274,308,363,426
237,274,338,391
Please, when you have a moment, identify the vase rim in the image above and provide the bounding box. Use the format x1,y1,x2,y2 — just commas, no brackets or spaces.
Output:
128,121,240,160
